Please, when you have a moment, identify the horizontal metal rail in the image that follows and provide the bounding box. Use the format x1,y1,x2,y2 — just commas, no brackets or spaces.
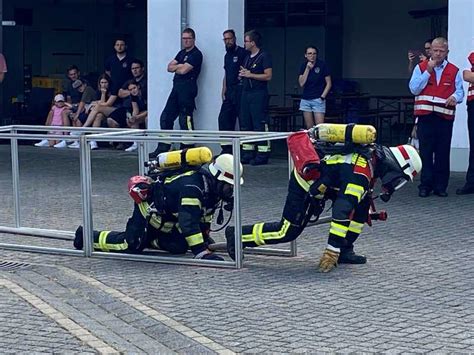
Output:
0,125,298,268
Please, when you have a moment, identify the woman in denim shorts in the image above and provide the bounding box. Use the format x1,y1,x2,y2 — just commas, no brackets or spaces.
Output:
298,46,332,128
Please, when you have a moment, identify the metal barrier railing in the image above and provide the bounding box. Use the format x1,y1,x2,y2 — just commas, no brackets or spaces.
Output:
0,125,316,268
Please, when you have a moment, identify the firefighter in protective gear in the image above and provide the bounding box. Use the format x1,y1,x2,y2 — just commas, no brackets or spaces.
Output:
225,144,421,272
74,154,243,261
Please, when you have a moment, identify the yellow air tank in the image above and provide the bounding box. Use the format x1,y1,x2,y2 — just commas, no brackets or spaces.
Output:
311,123,377,144
157,147,213,170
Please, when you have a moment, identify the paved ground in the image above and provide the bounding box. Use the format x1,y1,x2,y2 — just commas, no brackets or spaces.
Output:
0,144,473,354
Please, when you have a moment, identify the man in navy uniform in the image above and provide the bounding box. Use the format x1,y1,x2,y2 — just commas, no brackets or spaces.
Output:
150,28,203,158
239,30,273,165
218,29,248,154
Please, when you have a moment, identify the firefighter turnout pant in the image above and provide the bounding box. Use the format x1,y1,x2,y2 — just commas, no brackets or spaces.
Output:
73,205,190,254
325,164,370,252
158,81,198,153
240,89,271,163
227,170,312,247
73,225,189,255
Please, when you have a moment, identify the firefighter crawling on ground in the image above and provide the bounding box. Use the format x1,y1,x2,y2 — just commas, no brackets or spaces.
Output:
74,148,243,261
224,123,422,272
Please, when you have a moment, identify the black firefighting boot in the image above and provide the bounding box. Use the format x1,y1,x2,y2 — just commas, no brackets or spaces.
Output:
149,143,171,159
180,143,195,150
338,244,367,264
220,145,233,155
250,152,269,166
225,226,236,260
241,151,255,165
74,225,84,250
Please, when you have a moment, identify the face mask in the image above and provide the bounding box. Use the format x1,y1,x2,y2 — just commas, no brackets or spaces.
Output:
379,171,408,202
217,181,234,202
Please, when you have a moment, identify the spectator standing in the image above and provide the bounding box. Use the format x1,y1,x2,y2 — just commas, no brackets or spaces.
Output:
298,45,332,128
105,38,133,93
408,39,432,73
239,30,272,165
0,52,7,83
456,52,474,195
150,28,203,157
217,29,247,154
409,37,464,197
118,59,147,102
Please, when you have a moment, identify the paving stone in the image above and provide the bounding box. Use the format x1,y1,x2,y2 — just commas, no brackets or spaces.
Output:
0,145,473,353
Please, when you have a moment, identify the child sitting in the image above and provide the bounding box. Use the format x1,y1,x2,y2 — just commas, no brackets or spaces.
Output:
34,94,71,147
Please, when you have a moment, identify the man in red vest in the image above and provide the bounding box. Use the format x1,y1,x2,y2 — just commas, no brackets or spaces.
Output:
409,37,464,197
456,52,474,195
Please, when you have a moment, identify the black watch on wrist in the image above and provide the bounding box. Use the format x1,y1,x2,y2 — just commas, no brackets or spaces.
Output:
320,96,325,101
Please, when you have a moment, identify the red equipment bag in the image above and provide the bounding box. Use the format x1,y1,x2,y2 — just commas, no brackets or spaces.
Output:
287,131,321,181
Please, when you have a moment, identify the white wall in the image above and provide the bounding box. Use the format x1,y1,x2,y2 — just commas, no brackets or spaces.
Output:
147,0,181,130
448,0,474,170
147,0,245,131
188,0,244,130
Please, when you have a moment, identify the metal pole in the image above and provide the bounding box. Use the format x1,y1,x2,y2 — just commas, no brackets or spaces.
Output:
0,0,4,123
10,128,21,228
79,135,93,257
288,148,297,256
232,137,243,268
0,126,295,267
180,0,188,33
138,140,146,176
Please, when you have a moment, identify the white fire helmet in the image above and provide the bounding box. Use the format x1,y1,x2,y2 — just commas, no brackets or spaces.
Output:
208,154,244,185
388,144,422,181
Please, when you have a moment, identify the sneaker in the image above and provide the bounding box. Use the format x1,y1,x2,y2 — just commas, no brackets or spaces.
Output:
89,141,98,150
53,140,67,148
34,139,49,147
125,142,138,152
68,141,80,149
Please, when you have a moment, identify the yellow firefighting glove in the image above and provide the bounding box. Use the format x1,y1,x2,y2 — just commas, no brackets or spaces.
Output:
318,248,340,273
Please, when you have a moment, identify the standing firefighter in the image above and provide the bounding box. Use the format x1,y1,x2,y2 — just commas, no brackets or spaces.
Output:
150,28,203,158
225,125,422,272
74,154,243,261
239,30,273,165
218,29,248,154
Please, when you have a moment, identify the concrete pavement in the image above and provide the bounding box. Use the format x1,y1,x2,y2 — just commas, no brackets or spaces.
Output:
0,144,473,353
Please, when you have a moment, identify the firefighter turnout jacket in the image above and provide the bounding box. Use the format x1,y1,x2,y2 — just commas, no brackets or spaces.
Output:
82,169,221,256
226,151,374,251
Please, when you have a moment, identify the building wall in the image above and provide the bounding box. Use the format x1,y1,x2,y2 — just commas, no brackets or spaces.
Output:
147,0,245,133
342,0,447,95
258,26,326,107
2,0,147,116
448,0,474,170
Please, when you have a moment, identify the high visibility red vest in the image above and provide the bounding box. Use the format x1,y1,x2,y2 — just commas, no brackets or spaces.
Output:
467,52,474,103
414,61,459,120
468,74,474,103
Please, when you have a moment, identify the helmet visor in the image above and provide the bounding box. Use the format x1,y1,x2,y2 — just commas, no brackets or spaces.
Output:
381,171,408,194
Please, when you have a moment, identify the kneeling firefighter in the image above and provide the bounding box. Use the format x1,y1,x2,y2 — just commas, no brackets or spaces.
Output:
225,124,422,272
74,153,243,261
